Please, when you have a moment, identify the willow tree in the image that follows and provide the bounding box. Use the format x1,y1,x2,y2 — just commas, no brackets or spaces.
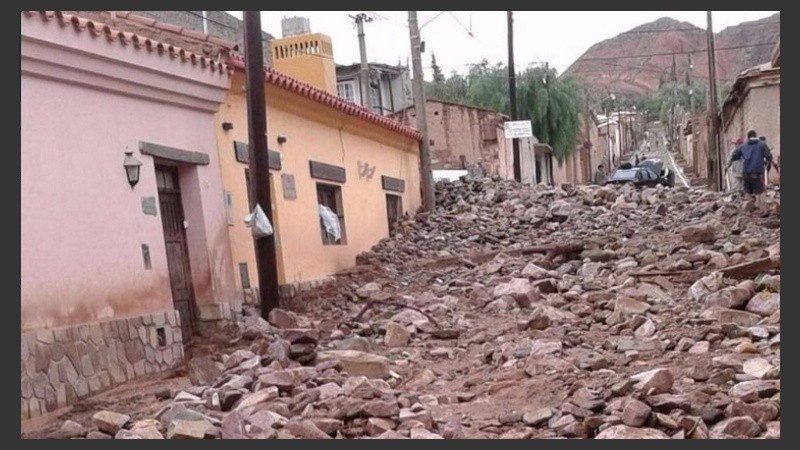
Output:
517,66,584,160
423,60,584,160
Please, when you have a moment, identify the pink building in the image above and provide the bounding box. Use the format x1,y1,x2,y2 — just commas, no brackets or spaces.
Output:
21,11,237,420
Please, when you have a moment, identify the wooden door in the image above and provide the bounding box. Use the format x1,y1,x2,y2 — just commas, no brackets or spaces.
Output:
156,165,195,339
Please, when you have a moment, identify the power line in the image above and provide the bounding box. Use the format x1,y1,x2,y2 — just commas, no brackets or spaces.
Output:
447,11,474,38
183,10,239,31
420,11,447,29
578,42,777,62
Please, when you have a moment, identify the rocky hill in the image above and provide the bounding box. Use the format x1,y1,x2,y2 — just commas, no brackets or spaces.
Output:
564,13,780,95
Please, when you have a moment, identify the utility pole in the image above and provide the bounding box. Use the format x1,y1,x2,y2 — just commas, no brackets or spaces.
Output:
507,11,521,182
243,11,280,318
352,13,373,111
201,11,208,34
408,11,435,212
688,52,694,114
706,11,722,191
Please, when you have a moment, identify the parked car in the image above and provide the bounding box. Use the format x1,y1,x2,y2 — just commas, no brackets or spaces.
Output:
605,166,672,188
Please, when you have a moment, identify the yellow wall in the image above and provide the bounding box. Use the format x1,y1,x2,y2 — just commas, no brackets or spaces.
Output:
215,72,421,292
270,33,337,95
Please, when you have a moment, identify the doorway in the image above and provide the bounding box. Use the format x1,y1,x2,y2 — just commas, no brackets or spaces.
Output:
385,194,403,237
155,165,196,339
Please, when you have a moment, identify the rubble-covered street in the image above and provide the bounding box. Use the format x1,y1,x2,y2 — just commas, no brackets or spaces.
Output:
26,178,780,440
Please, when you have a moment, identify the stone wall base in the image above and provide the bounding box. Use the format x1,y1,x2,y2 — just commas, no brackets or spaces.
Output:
197,300,243,322
21,310,184,421
278,277,334,300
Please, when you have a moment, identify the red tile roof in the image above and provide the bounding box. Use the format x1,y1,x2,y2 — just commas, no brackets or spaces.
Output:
21,11,230,75
227,56,422,141
22,11,420,141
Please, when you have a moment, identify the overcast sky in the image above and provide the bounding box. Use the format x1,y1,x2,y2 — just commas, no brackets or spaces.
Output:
227,11,778,79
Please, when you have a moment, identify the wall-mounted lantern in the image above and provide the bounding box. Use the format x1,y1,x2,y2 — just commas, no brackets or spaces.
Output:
222,122,234,131
277,135,287,144
123,151,143,189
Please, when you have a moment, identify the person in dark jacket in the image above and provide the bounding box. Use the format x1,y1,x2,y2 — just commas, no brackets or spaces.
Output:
726,130,776,209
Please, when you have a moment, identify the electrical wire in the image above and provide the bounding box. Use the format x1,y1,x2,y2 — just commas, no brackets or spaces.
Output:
420,11,447,29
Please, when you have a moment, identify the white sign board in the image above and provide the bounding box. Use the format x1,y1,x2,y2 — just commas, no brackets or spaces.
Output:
504,120,533,139
432,170,468,182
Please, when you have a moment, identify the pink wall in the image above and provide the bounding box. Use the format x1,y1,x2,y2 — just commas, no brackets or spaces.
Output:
21,16,235,331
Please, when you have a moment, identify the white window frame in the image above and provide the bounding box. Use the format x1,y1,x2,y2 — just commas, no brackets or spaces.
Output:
337,81,357,103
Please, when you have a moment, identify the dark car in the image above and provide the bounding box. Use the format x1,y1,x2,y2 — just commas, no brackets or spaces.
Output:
605,166,671,188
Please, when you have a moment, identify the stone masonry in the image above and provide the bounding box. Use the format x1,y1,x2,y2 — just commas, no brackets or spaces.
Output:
21,310,184,421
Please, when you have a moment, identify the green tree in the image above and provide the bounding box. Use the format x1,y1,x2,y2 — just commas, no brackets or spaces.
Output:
423,59,584,159
431,53,445,84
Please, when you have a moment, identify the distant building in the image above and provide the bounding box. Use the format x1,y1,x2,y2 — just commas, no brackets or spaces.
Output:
336,63,412,116
392,98,557,185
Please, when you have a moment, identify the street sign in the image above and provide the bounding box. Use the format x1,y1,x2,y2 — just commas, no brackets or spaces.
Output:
504,120,533,139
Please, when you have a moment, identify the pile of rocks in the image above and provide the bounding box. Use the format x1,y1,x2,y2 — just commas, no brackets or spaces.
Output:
42,177,779,439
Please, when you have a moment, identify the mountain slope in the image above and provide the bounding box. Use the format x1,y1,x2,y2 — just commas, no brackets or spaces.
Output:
564,13,780,95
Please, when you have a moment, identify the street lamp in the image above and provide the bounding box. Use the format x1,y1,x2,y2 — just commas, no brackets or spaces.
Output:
123,151,142,189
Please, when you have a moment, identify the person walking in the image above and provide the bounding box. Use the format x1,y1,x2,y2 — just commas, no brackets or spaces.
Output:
726,130,777,210
634,153,641,166
726,137,744,195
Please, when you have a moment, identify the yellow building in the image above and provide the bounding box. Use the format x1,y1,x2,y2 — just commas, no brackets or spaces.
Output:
216,38,421,302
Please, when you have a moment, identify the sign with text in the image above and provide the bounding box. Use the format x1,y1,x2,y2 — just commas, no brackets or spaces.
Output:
504,120,533,139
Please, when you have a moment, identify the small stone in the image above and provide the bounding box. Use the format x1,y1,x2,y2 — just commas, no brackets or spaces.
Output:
115,430,143,439
86,431,113,439
742,358,775,379
366,418,395,436
634,319,656,338
268,308,299,329
734,341,758,354
92,410,130,435
410,428,443,439
284,419,333,439
595,425,670,439
764,421,780,439
356,282,382,299
622,399,652,427
258,370,297,392
234,387,279,411
709,416,761,438
315,350,389,378
363,400,399,418
167,419,213,439
647,394,691,413
492,278,540,308
745,293,780,317
704,287,752,309
688,341,710,354
187,357,221,386
384,322,411,348
310,418,342,436
49,420,87,439
631,368,674,395
729,380,780,401
131,425,164,439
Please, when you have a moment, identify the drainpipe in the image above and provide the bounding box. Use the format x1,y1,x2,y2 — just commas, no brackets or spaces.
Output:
202,11,208,34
